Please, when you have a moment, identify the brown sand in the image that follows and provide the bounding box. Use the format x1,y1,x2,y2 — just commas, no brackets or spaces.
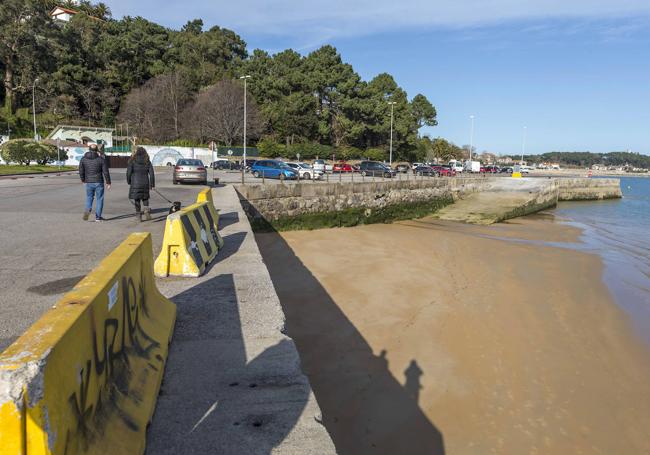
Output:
256,216,650,454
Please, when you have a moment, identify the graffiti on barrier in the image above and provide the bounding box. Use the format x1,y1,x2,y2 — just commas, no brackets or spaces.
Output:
64,272,163,453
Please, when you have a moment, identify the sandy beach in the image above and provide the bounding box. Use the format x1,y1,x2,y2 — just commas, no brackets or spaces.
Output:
256,215,650,454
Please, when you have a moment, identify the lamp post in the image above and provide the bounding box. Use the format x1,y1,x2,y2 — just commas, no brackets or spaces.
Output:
469,115,475,161
32,78,40,141
388,101,396,166
521,126,527,165
240,75,251,184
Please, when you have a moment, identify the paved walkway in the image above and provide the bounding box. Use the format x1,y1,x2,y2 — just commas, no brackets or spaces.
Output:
147,184,335,454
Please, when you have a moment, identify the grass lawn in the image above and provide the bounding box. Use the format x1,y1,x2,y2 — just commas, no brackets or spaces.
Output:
0,165,77,175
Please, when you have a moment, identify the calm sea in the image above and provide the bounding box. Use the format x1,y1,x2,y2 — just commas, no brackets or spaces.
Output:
554,177,650,345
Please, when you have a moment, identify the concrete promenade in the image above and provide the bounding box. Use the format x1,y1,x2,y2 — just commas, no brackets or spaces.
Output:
0,169,334,453
147,183,335,453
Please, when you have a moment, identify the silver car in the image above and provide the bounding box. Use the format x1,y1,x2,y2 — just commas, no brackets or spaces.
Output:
173,159,207,184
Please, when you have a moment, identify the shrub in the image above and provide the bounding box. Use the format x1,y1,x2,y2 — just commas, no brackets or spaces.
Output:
257,137,286,158
0,139,60,165
365,147,387,162
335,145,363,160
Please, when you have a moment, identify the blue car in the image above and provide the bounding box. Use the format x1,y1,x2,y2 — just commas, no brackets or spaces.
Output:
250,160,299,180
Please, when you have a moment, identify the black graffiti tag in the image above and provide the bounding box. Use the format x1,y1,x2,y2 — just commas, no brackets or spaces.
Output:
65,273,162,453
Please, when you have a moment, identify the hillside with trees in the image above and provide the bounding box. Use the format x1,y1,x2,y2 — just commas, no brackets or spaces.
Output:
1,0,450,162
507,151,650,169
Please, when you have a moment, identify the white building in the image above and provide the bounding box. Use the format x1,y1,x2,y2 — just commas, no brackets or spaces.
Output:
47,125,114,148
49,6,80,23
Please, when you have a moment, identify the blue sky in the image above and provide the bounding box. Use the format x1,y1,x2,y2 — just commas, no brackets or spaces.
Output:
104,1,650,155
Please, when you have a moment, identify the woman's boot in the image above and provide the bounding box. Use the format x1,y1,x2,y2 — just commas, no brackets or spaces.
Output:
143,207,151,221
137,211,142,222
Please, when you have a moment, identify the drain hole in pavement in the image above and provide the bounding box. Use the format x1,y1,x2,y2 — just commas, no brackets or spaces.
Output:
27,275,85,296
233,422,240,426
252,421,262,427
229,382,239,387
249,383,257,388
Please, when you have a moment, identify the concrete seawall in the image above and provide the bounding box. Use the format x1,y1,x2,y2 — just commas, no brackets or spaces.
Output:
236,177,621,230
236,177,491,230
556,177,622,201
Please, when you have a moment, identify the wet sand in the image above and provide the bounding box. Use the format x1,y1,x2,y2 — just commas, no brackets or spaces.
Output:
256,215,650,454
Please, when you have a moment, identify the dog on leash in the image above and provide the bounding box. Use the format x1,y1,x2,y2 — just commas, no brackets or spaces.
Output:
169,201,181,215
169,201,182,214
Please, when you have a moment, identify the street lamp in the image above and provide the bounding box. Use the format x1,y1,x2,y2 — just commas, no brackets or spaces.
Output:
469,115,475,161
521,126,527,165
32,78,40,141
240,75,251,184
388,101,396,166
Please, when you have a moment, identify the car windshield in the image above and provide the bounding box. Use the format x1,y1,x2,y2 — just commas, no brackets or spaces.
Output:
299,163,310,169
278,162,291,169
178,159,202,166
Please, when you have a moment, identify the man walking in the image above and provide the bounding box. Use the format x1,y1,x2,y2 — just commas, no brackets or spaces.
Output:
79,144,111,222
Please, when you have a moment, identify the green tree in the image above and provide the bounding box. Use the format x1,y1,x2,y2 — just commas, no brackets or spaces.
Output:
0,0,56,115
410,94,437,128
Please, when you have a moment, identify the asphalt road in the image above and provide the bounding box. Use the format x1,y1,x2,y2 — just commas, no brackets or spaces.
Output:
0,166,484,352
0,167,204,351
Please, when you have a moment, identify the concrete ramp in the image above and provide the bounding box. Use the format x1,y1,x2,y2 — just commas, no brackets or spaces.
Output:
435,178,559,224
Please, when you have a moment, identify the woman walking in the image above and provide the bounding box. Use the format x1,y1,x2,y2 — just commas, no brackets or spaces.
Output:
126,147,155,221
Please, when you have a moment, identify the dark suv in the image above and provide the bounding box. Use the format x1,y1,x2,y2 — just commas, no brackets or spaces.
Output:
358,161,395,178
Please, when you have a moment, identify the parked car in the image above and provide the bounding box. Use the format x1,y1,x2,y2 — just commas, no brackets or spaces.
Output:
173,159,207,184
431,165,456,177
250,160,298,180
394,163,411,173
411,162,423,170
286,162,323,180
358,161,396,178
483,165,500,173
210,158,230,169
414,165,438,177
500,167,514,174
333,162,354,173
312,159,334,173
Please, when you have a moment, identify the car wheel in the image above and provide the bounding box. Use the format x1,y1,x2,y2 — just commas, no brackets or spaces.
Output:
279,173,285,181
173,178,178,185
253,171,260,178
417,171,422,176
361,171,367,177
385,172,391,178
166,162,173,167
304,172,311,180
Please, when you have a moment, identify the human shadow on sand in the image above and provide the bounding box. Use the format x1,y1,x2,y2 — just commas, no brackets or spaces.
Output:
256,232,445,455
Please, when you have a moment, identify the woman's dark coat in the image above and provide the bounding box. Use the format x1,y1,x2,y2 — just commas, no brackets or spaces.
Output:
126,155,155,200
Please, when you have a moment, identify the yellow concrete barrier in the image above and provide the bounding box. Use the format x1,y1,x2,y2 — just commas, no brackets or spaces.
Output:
196,187,214,205
154,190,224,277
0,233,175,455
511,172,522,178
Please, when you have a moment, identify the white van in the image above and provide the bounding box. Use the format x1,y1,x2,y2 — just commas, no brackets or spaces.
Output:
449,160,464,173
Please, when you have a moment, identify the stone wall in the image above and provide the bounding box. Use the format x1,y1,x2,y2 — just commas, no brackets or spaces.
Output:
556,178,622,201
235,176,621,231
236,177,493,230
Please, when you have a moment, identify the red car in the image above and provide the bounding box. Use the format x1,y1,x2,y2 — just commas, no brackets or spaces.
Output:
333,162,354,173
431,165,456,177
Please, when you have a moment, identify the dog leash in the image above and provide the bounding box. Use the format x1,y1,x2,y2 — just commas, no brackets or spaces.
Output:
153,188,174,204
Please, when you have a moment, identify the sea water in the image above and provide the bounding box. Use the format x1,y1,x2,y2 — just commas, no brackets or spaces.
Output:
554,177,650,345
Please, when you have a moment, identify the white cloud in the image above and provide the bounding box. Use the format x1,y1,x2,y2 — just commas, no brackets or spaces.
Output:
106,0,650,46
